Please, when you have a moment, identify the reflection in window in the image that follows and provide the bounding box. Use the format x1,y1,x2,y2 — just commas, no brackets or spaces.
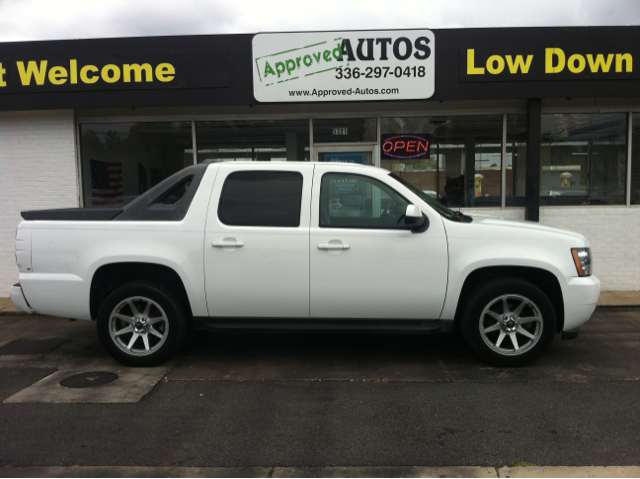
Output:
632,114,640,204
80,122,193,207
540,114,627,206
218,171,303,227
151,179,192,206
196,120,309,163
320,173,409,229
381,116,503,207
506,115,527,207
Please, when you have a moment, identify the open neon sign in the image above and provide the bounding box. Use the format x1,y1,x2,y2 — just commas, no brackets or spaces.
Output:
381,134,431,159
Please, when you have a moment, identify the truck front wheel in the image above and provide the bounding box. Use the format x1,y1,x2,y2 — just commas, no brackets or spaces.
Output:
461,278,556,367
96,282,188,367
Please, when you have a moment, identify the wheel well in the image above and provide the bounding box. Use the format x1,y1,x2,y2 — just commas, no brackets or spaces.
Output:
90,262,193,320
453,266,565,333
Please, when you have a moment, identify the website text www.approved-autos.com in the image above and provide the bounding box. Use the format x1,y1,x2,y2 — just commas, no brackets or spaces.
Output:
289,87,400,98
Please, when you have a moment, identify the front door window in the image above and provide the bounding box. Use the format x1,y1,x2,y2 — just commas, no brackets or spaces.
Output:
319,173,410,229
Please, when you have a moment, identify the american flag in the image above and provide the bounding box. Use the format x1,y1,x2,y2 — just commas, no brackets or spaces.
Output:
90,160,123,206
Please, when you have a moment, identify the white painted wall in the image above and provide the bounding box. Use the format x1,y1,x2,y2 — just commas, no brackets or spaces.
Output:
0,110,79,297
462,206,640,291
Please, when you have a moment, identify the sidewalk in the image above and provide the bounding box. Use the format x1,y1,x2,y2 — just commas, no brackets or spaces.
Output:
3,465,640,477
2,291,639,315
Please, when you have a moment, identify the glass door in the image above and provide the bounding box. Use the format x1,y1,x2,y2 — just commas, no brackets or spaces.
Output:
314,144,376,166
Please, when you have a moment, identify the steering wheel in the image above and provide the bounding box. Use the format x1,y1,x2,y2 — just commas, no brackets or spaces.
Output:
383,200,396,217
383,201,406,226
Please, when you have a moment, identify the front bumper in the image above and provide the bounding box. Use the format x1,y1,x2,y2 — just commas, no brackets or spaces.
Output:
10,283,32,314
563,275,600,331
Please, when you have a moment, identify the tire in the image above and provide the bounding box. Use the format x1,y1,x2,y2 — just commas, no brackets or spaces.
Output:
96,282,188,367
461,278,556,367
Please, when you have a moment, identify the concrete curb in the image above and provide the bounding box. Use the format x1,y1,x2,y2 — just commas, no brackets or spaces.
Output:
1,465,639,477
596,304,640,308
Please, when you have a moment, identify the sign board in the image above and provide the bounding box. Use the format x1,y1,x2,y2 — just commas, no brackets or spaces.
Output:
252,30,435,102
322,152,368,164
329,177,365,211
381,134,431,159
460,45,640,82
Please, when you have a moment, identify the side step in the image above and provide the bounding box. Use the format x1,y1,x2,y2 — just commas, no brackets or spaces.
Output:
192,318,453,334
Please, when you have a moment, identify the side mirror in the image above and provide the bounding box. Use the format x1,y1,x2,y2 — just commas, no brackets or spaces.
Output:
404,204,429,233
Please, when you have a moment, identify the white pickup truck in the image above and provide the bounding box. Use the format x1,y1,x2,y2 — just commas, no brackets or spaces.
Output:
11,162,600,367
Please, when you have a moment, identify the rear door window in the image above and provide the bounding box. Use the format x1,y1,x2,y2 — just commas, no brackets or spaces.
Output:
218,171,303,227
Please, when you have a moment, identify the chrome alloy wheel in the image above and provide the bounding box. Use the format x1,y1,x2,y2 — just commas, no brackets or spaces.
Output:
108,296,169,357
479,294,544,356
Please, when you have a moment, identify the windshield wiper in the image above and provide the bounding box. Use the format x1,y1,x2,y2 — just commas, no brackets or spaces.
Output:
453,210,473,223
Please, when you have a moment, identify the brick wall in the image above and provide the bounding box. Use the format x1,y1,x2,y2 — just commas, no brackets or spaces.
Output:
461,206,640,291
0,110,79,296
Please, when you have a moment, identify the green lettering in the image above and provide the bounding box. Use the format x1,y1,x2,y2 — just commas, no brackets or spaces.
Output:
333,43,344,61
303,55,313,67
285,59,296,75
313,52,322,64
323,50,331,62
264,61,276,77
275,62,286,78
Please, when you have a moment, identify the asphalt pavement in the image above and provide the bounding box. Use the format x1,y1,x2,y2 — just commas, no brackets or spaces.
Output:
1,308,639,477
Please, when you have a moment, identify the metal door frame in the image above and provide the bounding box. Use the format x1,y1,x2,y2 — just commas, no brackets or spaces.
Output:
313,143,379,167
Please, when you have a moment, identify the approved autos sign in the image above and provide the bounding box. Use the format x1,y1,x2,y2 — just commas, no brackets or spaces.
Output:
252,30,435,102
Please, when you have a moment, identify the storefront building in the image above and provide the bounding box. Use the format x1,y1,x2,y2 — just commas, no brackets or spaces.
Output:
1,26,639,296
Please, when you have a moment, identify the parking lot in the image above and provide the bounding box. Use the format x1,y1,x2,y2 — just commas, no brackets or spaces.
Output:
1,308,639,476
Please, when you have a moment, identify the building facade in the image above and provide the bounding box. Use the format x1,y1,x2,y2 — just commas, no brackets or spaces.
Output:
1,27,639,296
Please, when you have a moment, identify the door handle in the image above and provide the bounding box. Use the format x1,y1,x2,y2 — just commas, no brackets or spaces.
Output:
212,240,244,247
317,243,350,250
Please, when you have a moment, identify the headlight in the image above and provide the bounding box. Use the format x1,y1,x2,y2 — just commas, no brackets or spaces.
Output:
571,248,591,276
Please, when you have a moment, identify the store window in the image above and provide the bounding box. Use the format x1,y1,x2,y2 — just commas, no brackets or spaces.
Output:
540,114,627,206
80,122,193,207
196,120,309,163
381,116,503,208
632,113,640,205
506,115,527,207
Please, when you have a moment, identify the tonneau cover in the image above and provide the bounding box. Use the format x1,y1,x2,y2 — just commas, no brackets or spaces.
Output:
21,208,123,221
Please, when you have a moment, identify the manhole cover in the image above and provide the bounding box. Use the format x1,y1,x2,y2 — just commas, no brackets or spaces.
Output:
59,371,119,388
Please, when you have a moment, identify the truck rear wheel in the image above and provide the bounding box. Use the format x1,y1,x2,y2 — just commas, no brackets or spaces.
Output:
97,282,187,367
461,278,556,367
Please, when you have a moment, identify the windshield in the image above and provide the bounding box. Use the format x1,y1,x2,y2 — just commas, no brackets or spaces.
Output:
388,173,459,221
